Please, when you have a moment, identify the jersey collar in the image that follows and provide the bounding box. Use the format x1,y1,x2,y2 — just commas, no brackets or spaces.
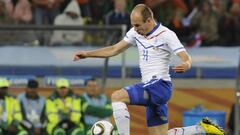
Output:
146,23,160,37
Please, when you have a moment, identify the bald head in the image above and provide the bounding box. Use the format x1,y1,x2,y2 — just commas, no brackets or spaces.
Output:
131,4,153,22
130,4,156,36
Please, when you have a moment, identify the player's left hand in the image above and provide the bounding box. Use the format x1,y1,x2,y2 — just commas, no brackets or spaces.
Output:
172,62,190,73
73,51,88,61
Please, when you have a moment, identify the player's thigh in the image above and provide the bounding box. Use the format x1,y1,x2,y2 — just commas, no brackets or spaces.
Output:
148,123,168,135
144,79,172,105
111,88,130,103
123,82,149,106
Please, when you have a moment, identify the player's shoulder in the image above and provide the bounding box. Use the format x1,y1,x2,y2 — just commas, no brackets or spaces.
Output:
159,24,177,36
158,25,179,43
125,27,138,40
127,27,137,34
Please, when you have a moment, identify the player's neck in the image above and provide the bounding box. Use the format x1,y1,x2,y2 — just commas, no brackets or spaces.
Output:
145,22,158,36
151,22,158,30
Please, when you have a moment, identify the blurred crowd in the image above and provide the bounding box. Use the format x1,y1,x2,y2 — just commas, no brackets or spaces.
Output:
0,77,117,135
0,0,239,46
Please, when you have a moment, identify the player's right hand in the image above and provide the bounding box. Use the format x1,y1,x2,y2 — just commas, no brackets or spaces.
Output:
73,51,88,61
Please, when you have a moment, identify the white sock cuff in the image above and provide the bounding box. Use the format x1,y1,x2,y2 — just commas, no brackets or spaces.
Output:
112,102,127,111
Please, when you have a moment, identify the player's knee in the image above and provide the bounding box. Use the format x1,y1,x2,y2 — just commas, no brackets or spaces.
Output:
111,90,121,102
111,89,127,102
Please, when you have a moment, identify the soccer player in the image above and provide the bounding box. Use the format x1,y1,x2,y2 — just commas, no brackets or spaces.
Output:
73,4,224,135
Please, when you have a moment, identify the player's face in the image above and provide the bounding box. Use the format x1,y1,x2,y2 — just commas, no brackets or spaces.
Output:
131,15,149,36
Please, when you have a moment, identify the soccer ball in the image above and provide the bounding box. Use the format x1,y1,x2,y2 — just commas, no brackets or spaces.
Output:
91,120,114,135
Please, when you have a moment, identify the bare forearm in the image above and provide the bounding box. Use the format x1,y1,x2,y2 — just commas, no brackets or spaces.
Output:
173,51,192,73
86,46,114,58
73,40,129,61
185,58,192,69
86,45,122,58
181,53,192,69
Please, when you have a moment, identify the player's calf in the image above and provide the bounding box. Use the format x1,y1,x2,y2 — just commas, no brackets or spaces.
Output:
111,89,131,135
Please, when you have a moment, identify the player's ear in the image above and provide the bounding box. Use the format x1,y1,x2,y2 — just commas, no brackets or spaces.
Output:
146,17,151,23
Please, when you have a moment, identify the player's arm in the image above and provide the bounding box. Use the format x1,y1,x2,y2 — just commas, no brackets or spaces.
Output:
73,40,130,61
172,51,192,73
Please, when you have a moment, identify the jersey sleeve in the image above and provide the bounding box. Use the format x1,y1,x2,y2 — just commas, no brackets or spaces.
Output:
165,31,186,55
123,28,136,45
